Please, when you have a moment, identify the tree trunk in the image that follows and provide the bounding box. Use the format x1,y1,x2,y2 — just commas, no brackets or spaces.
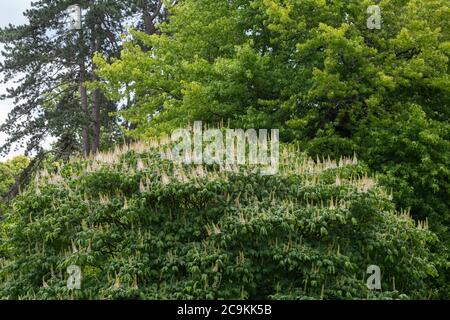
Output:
80,57,91,157
143,11,157,35
90,0,101,154
91,87,100,153
142,1,163,35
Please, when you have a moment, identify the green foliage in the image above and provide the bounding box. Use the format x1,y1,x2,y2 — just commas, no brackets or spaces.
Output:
94,0,449,298
355,105,450,298
0,0,448,301
0,156,30,195
0,144,441,299
96,0,449,138
95,0,449,216
356,104,450,237
0,156,30,215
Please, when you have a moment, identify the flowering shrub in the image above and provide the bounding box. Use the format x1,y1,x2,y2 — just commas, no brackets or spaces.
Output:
0,143,440,299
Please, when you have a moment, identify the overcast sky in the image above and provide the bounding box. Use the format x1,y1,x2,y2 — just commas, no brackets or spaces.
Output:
0,0,33,161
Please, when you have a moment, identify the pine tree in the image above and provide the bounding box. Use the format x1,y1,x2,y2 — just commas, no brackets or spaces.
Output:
0,0,166,157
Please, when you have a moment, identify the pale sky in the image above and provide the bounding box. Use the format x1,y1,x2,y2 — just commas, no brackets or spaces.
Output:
0,0,33,161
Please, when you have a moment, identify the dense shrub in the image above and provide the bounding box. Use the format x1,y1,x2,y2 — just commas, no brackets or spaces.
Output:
0,143,441,299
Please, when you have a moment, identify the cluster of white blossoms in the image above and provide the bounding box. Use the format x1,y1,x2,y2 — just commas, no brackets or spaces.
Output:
169,121,280,175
